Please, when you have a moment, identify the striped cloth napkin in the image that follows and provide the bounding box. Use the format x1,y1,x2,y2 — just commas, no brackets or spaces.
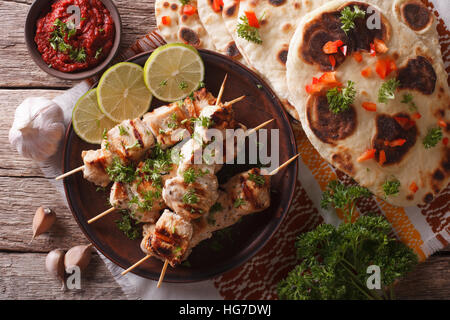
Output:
33,0,448,299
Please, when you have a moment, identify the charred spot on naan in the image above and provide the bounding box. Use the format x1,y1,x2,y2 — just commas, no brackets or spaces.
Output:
163,1,169,8
277,46,289,66
372,113,417,166
179,27,200,47
170,3,178,10
397,56,437,95
332,150,354,174
400,1,433,32
268,0,286,6
224,2,238,17
299,2,389,71
225,41,241,58
306,95,357,145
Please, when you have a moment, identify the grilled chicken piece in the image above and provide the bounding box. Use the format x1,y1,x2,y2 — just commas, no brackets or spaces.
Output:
143,103,192,149
141,209,193,266
101,119,155,163
109,181,129,210
162,172,219,220
81,149,113,187
223,168,271,216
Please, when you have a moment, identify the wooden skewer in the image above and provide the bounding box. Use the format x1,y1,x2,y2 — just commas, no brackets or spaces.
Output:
55,166,84,181
87,207,116,224
121,254,152,276
157,260,169,288
245,118,274,137
224,95,246,106
215,74,228,106
267,154,300,176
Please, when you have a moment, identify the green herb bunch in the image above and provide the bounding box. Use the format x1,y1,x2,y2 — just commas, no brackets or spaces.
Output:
236,15,262,44
50,19,87,63
278,180,418,300
326,81,356,114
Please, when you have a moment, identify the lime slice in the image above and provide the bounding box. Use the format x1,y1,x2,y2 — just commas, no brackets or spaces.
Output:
144,43,205,102
72,89,117,144
97,62,153,122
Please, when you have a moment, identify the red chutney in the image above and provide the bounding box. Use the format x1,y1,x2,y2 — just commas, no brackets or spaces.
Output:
34,0,115,73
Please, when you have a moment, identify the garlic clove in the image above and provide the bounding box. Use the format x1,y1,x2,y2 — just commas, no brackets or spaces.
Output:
31,207,56,242
64,244,93,273
45,249,66,289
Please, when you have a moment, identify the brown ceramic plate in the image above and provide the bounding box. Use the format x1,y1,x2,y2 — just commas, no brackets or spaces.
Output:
24,0,122,81
63,50,298,282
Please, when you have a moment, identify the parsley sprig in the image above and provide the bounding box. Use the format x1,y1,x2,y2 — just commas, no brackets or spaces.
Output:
106,158,136,183
50,19,86,63
115,212,140,240
378,79,400,103
236,15,262,44
423,127,443,149
278,181,418,300
326,81,356,114
382,179,401,197
340,5,366,34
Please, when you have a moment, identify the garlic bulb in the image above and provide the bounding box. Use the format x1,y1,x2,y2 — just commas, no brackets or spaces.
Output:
9,97,65,162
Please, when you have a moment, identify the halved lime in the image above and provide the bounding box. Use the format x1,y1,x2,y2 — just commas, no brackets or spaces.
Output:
97,62,153,122
72,89,117,144
143,43,205,102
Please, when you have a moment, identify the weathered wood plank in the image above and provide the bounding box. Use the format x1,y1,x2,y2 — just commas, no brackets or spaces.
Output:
0,251,125,299
0,0,157,88
395,255,450,300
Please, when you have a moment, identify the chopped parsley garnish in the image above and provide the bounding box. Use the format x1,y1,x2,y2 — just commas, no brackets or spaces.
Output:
423,127,443,149
179,0,190,4
115,213,140,240
326,81,356,114
382,179,401,197
50,19,87,63
195,116,214,128
95,47,103,59
159,79,168,87
197,81,205,89
129,190,162,212
248,173,265,186
125,141,141,150
106,158,136,183
183,189,199,204
183,167,208,184
139,145,173,187
378,79,400,103
321,180,371,222
234,198,246,208
118,125,129,136
236,15,262,44
167,113,178,129
179,81,188,90
340,5,366,34
401,93,418,111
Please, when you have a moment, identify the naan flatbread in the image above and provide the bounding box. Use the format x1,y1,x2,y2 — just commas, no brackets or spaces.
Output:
197,0,244,61
287,0,449,206
155,0,216,50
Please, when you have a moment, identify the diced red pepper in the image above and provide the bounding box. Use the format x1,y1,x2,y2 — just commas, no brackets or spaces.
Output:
394,116,415,130
357,149,376,162
212,0,224,12
353,52,363,63
443,137,449,146
411,112,422,120
183,4,197,16
245,11,260,28
373,39,389,54
409,182,418,194
362,102,377,112
388,139,407,147
329,55,336,68
323,40,344,54
361,67,372,77
375,58,397,79
370,43,376,56
379,150,386,166
438,119,447,128
305,72,342,94
161,16,171,26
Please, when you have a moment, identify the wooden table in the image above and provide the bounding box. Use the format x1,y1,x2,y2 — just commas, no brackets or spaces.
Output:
0,0,448,300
